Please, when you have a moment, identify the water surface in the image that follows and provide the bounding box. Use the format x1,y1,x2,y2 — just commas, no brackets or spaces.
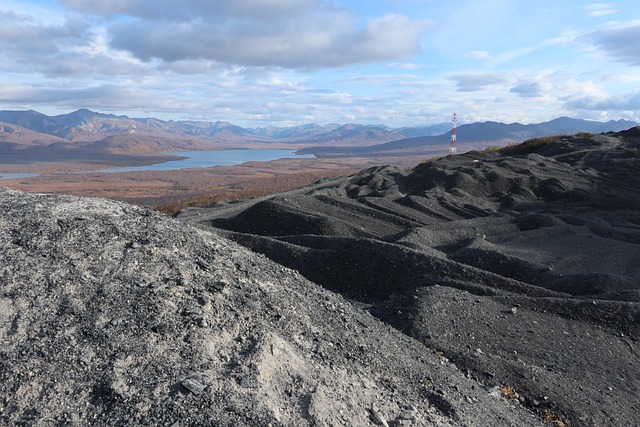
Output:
1,149,314,179
0,173,39,181
102,149,314,173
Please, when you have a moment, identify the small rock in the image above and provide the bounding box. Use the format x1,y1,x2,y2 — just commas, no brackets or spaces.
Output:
489,386,501,398
511,307,518,315
209,281,226,292
369,409,389,427
183,307,203,316
196,258,211,270
181,377,206,395
78,350,94,365
240,376,257,388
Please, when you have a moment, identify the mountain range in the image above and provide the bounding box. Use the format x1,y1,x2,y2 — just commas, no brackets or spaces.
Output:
0,109,637,156
298,116,640,157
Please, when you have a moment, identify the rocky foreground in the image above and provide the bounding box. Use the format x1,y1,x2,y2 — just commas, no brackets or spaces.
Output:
1,191,544,426
177,129,640,427
0,129,638,427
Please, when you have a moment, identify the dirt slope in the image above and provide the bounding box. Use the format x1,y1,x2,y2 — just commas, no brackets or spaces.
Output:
0,187,548,426
178,130,640,427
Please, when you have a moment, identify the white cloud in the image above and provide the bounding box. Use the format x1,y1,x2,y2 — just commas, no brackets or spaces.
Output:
108,13,422,69
0,11,90,55
579,20,640,66
60,0,321,20
510,82,545,98
566,90,640,111
585,3,619,18
447,72,514,92
2,1,640,127
57,0,425,70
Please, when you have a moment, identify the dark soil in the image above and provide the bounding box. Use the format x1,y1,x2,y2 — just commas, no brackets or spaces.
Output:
178,130,640,427
0,188,545,426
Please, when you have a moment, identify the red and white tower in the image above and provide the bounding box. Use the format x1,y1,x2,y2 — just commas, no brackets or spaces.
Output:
449,113,457,155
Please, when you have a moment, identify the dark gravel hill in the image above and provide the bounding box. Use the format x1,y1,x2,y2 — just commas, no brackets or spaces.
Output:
0,188,547,426
178,130,640,427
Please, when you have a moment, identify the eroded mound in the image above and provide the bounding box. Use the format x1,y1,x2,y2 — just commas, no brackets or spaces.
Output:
178,129,640,426
0,187,548,426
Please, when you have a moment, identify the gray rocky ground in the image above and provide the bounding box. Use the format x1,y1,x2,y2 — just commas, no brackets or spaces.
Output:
177,129,640,427
0,188,547,426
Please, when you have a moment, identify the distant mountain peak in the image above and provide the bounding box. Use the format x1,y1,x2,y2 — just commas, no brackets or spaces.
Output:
0,108,637,148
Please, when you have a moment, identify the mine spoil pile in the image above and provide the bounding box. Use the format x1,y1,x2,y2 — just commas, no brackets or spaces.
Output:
0,129,639,427
178,129,640,427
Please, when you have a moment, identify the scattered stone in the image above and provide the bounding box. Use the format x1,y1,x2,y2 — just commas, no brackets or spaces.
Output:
78,350,94,365
183,307,203,316
209,281,226,292
239,376,257,389
196,258,211,270
370,408,390,427
181,377,206,395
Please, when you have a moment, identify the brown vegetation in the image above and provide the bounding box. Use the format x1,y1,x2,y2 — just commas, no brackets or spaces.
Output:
498,135,567,155
499,133,595,156
153,168,358,215
0,157,367,214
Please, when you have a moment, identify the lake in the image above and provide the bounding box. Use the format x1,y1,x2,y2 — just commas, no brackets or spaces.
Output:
0,149,315,180
0,173,39,181
102,149,315,173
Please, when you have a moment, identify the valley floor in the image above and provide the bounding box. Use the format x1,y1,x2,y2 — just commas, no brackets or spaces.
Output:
0,157,383,213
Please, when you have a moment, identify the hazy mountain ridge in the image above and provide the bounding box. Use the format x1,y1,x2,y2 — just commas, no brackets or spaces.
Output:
1,109,636,151
0,120,68,145
0,109,400,145
252,123,342,138
299,117,639,156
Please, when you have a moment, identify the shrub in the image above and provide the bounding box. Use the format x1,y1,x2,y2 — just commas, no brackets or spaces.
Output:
499,135,567,156
484,145,502,152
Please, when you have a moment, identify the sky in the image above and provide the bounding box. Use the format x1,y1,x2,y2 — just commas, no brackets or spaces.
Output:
1,0,639,127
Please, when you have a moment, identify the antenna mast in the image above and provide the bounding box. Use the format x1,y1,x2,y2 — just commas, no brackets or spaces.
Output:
449,113,457,155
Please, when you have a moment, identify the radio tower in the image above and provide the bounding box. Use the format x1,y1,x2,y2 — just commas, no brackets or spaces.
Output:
449,112,457,155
